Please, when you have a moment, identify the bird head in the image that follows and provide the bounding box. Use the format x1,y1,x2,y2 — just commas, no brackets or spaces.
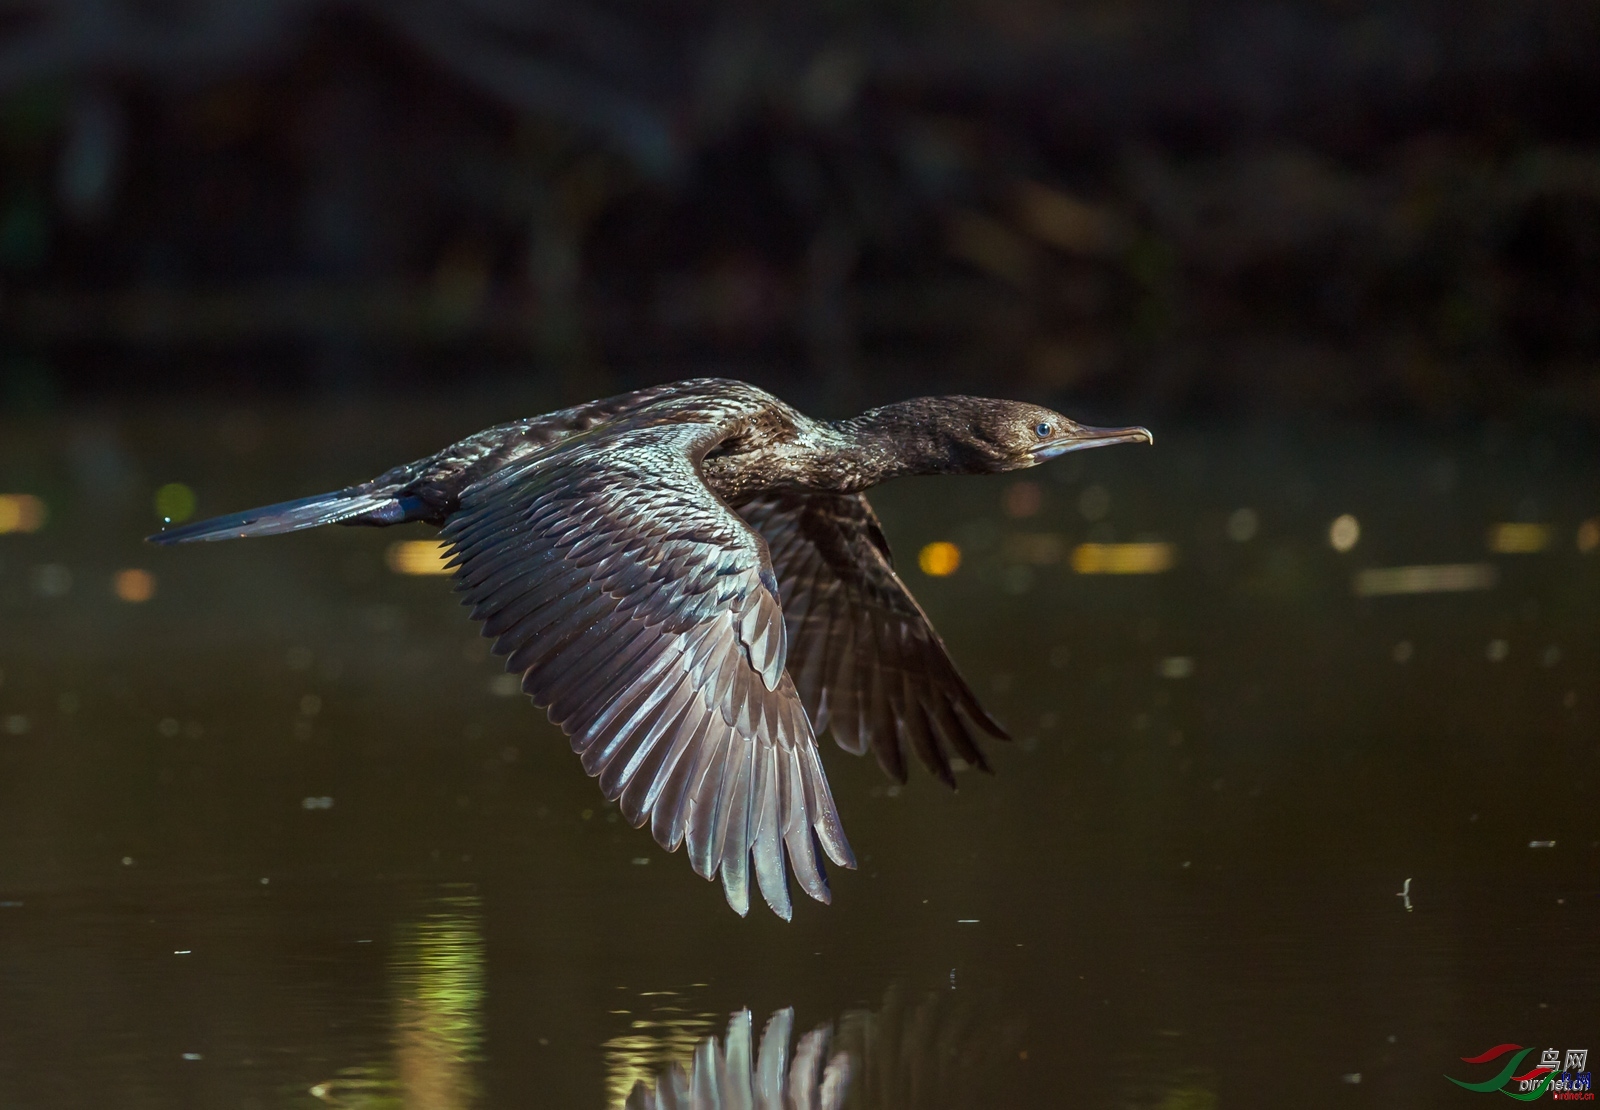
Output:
918,397,1153,474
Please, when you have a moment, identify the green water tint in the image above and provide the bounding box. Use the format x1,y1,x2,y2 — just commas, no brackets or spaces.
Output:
309,889,484,1109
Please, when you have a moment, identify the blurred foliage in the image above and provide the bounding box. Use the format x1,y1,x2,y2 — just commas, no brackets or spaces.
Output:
0,0,1598,418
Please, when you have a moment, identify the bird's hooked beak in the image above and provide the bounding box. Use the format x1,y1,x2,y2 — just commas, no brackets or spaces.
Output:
1030,423,1153,462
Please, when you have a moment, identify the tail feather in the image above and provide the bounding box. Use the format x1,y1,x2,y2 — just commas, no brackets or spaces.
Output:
146,489,392,544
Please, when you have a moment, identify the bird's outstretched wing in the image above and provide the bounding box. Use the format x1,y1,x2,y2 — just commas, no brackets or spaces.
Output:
736,491,1007,788
444,423,854,919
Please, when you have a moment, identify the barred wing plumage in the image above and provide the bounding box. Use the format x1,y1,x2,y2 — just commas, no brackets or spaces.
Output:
443,423,854,919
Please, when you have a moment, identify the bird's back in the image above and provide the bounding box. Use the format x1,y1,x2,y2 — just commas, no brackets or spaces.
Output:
377,378,784,513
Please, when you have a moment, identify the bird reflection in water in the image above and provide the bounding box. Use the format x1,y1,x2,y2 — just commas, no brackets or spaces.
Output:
311,888,485,1109
617,987,1024,1110
623,1008,851,1110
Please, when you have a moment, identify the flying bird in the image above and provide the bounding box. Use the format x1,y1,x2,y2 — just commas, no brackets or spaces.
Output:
150,379,1150,918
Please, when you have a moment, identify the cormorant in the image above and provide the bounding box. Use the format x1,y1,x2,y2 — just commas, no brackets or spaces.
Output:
150,379,1151,919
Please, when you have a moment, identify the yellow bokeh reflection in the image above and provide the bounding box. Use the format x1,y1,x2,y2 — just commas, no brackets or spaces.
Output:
154,482,196,524
112,568,156,602
918,541,961,576
1070,541,1175,574
311,890,484,1110
1328,514,1360,552
1158,1085,1221,1110
394,896,484,1110
1487,522,1550,553
0,493,48,534
387,540,455,576
603,996,721,1109
1353,563,1497,597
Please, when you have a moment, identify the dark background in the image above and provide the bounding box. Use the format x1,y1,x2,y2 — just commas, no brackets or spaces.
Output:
2,0,1598,420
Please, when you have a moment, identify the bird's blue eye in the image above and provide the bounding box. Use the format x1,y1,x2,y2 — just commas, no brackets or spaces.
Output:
1035,422,1052,437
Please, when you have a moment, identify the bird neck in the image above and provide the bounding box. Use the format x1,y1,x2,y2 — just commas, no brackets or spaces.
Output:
702,402,968,500
811,405,962,491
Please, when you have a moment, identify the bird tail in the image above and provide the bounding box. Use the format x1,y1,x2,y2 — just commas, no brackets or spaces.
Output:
146,488,396,544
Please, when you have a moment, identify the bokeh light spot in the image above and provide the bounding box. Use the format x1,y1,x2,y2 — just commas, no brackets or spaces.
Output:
154,483,196,523
1353,563,1496,596
0,493,48,534
1574,518,1598,554
32,564,72,598
1487,522,1549,553
386,540,454,575
1329,514,1360,552
112,568,156,602
1071,541,1175,574
1158,656,1194,679
1226,507,1258,542
918,541,961,576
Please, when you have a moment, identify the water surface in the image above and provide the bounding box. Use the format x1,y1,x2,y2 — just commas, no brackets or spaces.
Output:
2,402,1597,1107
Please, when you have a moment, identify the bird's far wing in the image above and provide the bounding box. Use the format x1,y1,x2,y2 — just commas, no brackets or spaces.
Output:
737,491,1007,788
443,424,854,919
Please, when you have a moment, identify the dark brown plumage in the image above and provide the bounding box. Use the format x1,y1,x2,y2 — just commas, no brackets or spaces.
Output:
150,378,1150,918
